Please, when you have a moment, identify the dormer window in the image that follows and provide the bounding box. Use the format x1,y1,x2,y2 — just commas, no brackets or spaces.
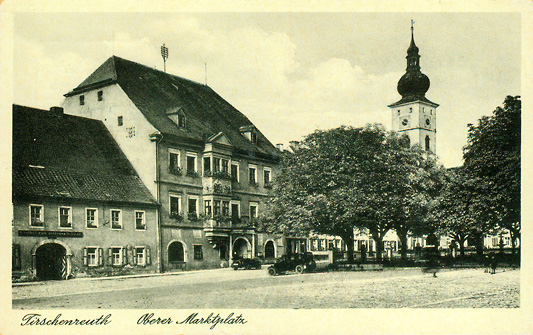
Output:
166,107,186,129
239,125,258,144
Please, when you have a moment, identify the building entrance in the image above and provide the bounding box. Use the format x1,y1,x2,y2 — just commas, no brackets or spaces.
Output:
35,243,68,280
233,238,250,258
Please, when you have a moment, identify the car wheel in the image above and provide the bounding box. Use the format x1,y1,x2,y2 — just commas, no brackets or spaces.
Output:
267,267,277,276
295,265,304,274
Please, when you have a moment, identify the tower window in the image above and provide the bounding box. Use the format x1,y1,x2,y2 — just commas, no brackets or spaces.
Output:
397,110,400,115
79,95,85,105
409,107,412,113
97,90,103,101
118,116,123,126
425,136,431,152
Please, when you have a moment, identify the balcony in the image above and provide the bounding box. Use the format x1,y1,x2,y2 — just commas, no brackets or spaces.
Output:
203,215,232,243
203,171,232,195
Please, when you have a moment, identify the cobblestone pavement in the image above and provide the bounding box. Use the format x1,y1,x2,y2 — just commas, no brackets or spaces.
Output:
12,267,519,309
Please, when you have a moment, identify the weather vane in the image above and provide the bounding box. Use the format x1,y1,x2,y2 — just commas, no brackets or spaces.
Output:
161,44,169,72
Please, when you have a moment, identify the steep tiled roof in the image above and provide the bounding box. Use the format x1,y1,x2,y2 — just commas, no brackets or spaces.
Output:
13,105,157,205
65,56,281,160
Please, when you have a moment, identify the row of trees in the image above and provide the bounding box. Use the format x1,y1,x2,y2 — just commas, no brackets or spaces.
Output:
261,96,521,261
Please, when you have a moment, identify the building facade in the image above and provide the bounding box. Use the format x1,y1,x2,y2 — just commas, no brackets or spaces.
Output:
62,56,283,270
12,105,159,280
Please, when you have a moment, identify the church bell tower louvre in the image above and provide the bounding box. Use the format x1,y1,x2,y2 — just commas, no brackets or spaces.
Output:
388,21,439,154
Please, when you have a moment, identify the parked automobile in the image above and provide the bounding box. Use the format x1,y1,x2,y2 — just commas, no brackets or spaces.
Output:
267,252,316,276
231,257,262,270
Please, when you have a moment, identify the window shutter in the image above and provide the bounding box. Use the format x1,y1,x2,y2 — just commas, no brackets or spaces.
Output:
108,248,112,265
98,248,103,266
146,247,151,265
122,247,127,265
83,248,88,266
133,248,137,265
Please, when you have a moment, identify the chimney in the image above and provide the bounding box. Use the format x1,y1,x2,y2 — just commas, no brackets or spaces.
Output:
50,106,64,116
276,143,284,151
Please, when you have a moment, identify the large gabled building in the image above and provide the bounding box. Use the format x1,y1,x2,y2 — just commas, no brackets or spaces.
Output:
12,105,159,281
62,56,284,271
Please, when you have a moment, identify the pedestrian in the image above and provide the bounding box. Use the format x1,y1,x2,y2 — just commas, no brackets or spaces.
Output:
490,254,498,275
484,255,490,273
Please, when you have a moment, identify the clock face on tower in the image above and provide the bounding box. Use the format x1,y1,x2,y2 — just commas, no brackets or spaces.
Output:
425,117,431,128
401,118,409,127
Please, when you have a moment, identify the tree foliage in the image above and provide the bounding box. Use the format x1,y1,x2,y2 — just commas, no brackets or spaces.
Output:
261,124,445,262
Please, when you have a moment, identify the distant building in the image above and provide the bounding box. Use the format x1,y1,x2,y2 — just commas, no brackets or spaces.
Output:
12,105,159,280
62,56,283,270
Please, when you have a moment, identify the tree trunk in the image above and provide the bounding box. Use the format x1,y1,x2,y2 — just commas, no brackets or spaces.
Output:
374,236,384,263
458,237,466,257
342,234,355,263
398,230,408,262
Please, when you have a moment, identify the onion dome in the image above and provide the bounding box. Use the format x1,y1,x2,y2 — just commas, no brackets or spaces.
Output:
396,25,430,100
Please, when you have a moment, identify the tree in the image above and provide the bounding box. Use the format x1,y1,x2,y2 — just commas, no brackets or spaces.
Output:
434,167,497,257
262,124,443,263
463,96,521,254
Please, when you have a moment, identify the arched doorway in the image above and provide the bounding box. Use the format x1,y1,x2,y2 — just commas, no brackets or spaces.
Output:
168,241,185,263
35,243,67,280
264,240,276,259
233,238,250,258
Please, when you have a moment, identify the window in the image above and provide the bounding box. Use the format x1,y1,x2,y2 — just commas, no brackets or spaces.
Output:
231,163,239,182
250,132,257,144
264,168,271,186
59,206,72,228
110,247,123,266
203,156,211,173
12,244,21,271
29,204,44,227
169,149,180,174
170,195,181,217
397,109,400,115
213,157,220,173
213,200,221,216
135,247,147,266
86,247,98,267
135,211,146,230
97,90,103,101
186,154,197,173
86,208,98,229
250,203,258,218
249,165,257,185
204,200,212,217
79,95,85,105
231,202,240,218
111,209,122,229
188,197,198,219
425,136,431,152
193,245,203,260
221,159,229,174
222,201,229,216
178,114,186,128
117,116,123,126
409,107,412,113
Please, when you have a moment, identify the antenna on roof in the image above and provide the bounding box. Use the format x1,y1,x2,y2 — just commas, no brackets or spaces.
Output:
161,44,169,72
205,63,208,86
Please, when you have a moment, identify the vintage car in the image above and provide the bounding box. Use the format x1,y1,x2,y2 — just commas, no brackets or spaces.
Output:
267,252,316,276
231,257,262,270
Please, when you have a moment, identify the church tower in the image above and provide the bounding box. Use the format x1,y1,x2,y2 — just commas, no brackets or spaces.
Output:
388,22,438,153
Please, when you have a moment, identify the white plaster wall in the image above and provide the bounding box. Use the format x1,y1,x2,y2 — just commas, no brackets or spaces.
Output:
62,84,158,197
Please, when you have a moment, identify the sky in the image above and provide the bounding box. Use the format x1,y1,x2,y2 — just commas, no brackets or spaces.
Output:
12,12,520,168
